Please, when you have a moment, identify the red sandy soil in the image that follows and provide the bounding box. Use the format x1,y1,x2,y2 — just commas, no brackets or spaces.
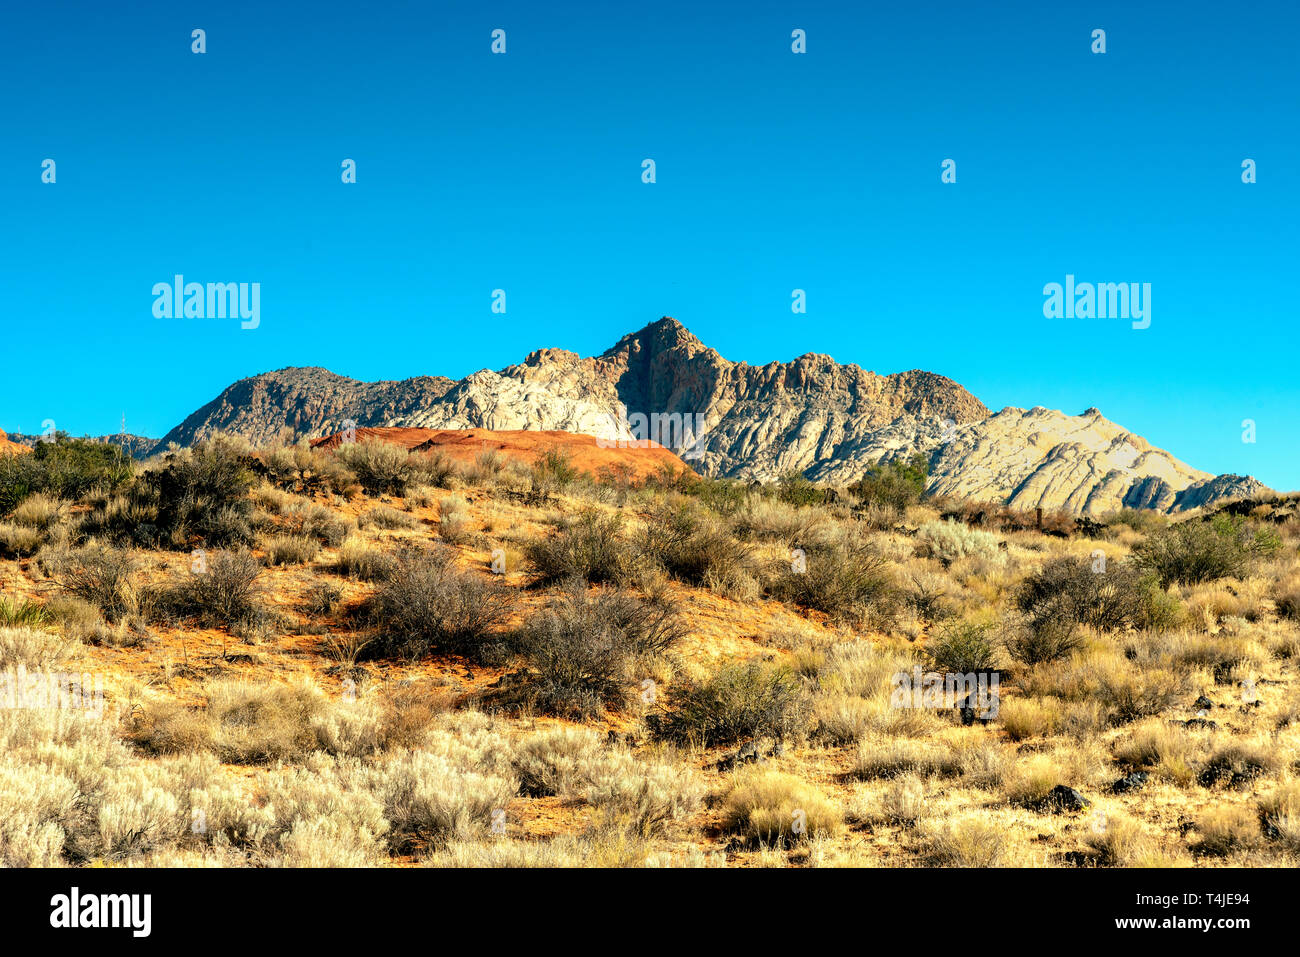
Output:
0,430,31,456
311,427,691,483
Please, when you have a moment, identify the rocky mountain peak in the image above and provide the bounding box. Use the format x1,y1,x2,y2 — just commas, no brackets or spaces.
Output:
149,317,1273,514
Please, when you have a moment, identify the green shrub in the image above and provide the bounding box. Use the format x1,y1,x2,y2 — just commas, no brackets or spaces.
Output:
775,472,824,508
1135,515,1280,587
1015,556,1159,635
924,620,998,674
525,510,632,585
0,596,48,627
530,446,581,495
849,453,929,514
656,660,809,747
0,435,133,515
130,435,258,548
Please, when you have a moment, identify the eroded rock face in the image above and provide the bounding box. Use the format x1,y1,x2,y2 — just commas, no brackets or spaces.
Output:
922,406,1268,516
152,317,1270,514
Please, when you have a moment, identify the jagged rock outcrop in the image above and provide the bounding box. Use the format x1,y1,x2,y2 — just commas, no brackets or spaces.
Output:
149,317,1272,514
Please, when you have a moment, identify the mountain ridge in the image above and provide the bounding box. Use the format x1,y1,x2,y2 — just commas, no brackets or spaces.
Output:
147,317,1268,515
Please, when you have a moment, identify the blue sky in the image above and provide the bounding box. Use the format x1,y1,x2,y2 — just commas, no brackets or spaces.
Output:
2,0,1296,489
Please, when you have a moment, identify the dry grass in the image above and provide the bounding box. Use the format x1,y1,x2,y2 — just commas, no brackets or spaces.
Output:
0,443,1297,870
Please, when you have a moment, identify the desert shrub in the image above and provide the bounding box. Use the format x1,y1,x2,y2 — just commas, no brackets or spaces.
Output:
1198,741,1278,789
0,435,133,515
1191,807,1260,857
133,681,429,766
509,727,703,833
404,484,437,509
775,472,824,508
54,544,140,621
0,522,44,558
1273,575,1300,622
924,620,998,673
525,509,632,585
462,449,506,487
731,497,826,542
1107,509,1169,536
1112,720,1197,779
366,548,515,661
530,446,581,495
1082,811,1153,866
770,535,897,621
335,439,417,495
1135,514,1280,587
1094,660,1185,725
512,726,607,797
638,499,756,591
332,537,397,581
680,477,749,516
417,452,458,490
179,549,266,629
279,502,349,546
260,441,359,497
656,660,809,747
358,504,418,531
918,816,1018,867
998,696,1062,741
362,749,517,852
436,496,470,544
1004,616,1085,666
9,493,64,530
581,748,705,836
140,435,259,548
852,774,929,826
849,453,929,514
1016,556,1160,633
263,534,320,566
0,625,79,670
304,581,342,617
719,767,843,845
1258,779,1300,850
510,584,682,717
852,738,966,780
917,518,998,563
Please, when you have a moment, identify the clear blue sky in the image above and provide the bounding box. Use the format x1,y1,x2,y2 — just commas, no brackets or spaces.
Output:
2,0,1296,489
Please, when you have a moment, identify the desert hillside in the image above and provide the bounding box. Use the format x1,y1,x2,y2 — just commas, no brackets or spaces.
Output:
0,432,1296,868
